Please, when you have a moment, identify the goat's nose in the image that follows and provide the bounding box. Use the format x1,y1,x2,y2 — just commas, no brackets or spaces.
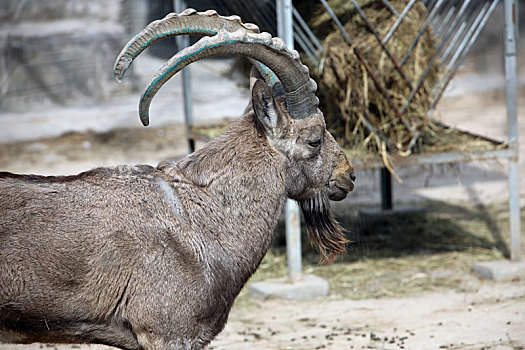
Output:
350,173,356,182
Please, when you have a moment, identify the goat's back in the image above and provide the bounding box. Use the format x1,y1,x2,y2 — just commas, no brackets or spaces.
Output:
0,165,205,347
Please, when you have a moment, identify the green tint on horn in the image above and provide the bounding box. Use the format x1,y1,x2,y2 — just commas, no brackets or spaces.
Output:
138,29,318,126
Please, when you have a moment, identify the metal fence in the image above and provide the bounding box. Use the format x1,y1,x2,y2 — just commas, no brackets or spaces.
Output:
174,0,521,269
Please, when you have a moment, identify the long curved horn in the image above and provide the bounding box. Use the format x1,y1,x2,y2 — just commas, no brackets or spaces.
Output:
114,9,281,99
137,29,318,125
114,9,260,80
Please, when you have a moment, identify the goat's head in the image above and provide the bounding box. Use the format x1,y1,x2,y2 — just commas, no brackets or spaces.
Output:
114,9,355,263
250,79,354,202
250,77,354,264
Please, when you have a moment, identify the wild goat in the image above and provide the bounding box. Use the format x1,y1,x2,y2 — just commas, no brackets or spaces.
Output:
0,9,355,350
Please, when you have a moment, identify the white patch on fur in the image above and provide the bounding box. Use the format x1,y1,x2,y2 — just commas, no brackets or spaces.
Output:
269,138,296,160
157,178,184,218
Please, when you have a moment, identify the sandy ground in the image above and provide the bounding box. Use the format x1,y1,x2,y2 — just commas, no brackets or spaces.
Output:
0,276,525,350
211,280,525,350
1,277,523,350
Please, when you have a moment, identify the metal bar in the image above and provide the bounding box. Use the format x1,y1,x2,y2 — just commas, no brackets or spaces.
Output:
401,1,482,114
382,0,401,17
433,6,462,52
291,17,320,59
174,0,194,153
437,2,483,61
433,3,456,38
276,0,284,36
405,129,422,154
504,0,521,262
285,200,302,281
351,147,516,170
428,1,498,115
428,1,450,34
440,0,472,62
293,22,320,64
349,0,414,90
448,2,494,70
319,0,354,45
381,167,393,210
319,0,409,129
424,0,441,17
430,4,484,94
293,7,326,55
441,22,468,65
509,160,521,261
279,0,302,281
281,0,294,49
441,0,473,42
400,0,444,66
382,0,418,45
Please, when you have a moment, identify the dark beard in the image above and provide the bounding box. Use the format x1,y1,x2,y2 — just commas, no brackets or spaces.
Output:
299,192,349,264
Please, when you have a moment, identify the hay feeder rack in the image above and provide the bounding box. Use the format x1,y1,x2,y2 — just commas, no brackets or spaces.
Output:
299,0,520,263
174,0,521,278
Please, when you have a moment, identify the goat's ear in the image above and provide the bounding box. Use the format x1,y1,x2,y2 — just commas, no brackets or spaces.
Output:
252,80,285,136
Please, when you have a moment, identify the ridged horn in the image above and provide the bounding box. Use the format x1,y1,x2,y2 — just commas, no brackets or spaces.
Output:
138,29,319,126
114,9,261,81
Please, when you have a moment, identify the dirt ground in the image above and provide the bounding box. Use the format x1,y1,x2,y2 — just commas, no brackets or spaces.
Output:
211,281,525,349
4,277,523,350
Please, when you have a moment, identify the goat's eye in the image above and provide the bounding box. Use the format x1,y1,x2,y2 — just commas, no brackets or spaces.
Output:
308,140,321,148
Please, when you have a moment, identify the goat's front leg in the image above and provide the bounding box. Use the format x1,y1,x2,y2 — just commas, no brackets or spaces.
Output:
136,334,206,350
135,325,214,350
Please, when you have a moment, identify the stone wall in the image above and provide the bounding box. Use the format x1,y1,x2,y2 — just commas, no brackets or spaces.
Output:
0,0,132,112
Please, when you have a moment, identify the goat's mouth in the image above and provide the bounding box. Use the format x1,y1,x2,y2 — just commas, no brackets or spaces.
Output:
327,180,354,201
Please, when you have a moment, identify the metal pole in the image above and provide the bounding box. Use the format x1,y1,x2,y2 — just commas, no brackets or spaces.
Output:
293,23,320,64
293,7,326,55
400,2,483,114
504,0,521,261
278,0,302,281
276,0,284,38
428,0,500,116
349,0,414,90
281,0,294,48
174,0,195,153
380,167,393,210
285,200,302,281
399,0,444,66
381,0,401,18
382,0,417,45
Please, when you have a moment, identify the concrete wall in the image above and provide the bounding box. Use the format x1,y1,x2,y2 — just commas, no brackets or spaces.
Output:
0,0,121,23
0,0,132,112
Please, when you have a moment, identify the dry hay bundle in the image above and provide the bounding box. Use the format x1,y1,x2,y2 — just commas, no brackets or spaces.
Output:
310,0,442,170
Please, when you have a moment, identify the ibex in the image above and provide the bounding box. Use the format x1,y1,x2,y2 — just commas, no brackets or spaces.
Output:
0,9,355,350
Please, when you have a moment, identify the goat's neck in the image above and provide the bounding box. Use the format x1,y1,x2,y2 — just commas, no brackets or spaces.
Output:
160,115,287,282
